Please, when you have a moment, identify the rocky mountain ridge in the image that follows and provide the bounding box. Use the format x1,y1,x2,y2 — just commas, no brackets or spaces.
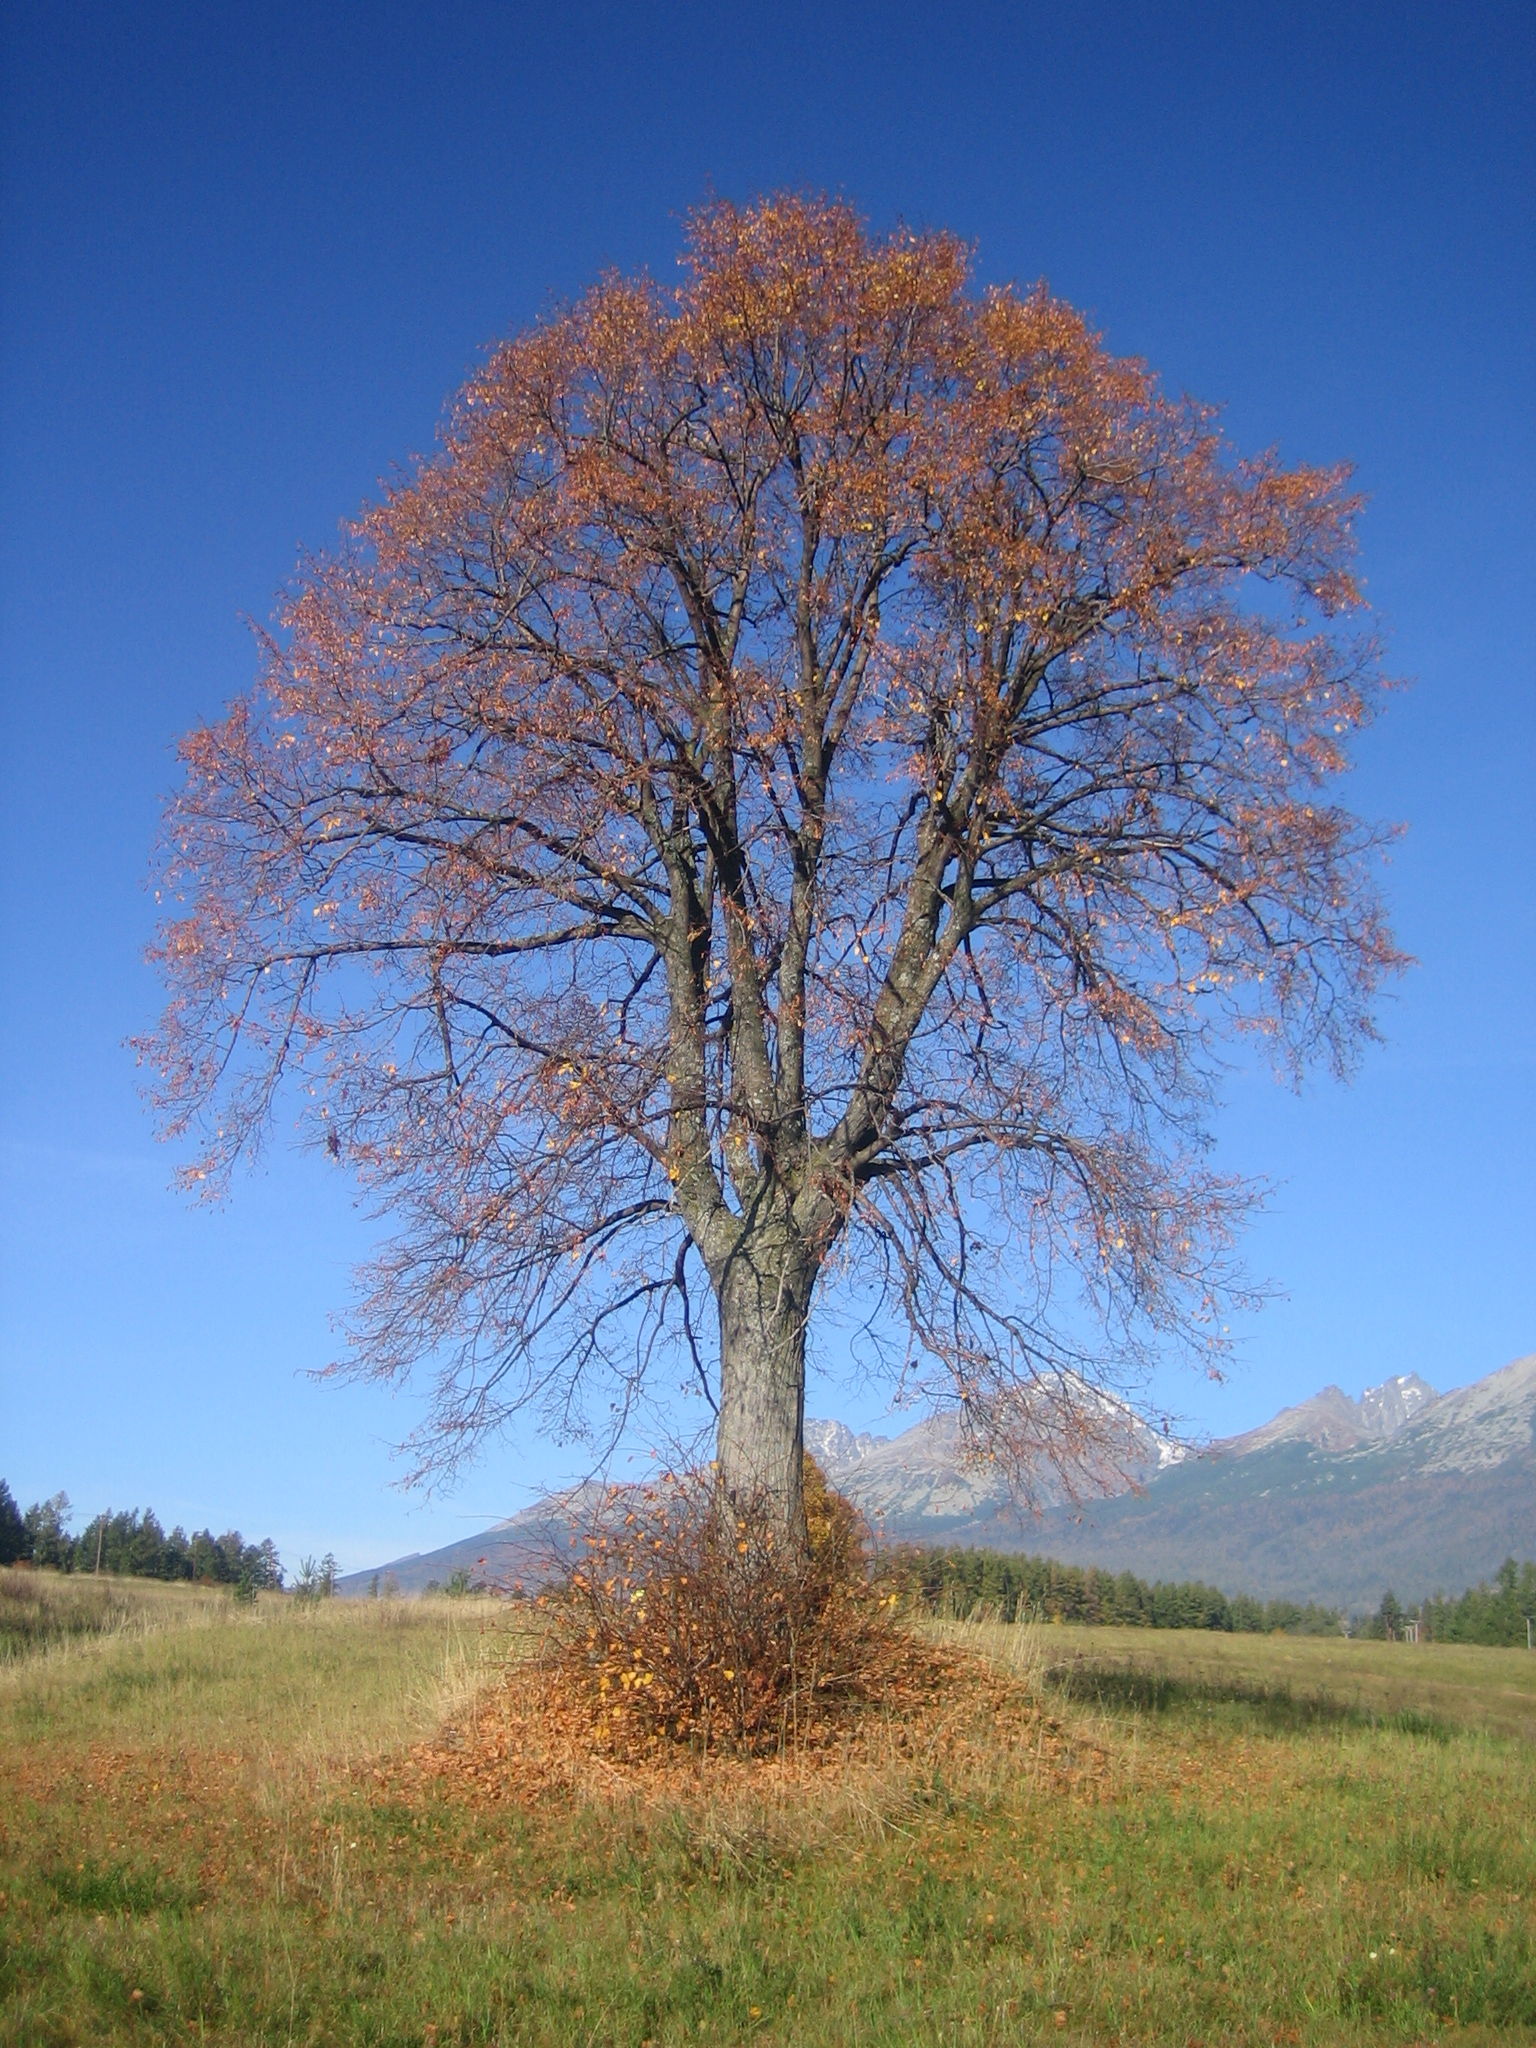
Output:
804,1370,1447,1530
1222,1373,1438,1456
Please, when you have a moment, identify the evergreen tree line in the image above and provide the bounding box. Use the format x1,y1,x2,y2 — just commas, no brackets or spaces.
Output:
0,1480,282,1591
886,1546,1343,1634
1362,1558,1536,1647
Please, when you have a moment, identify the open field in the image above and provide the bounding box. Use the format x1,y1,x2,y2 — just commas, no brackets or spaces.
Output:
1022,1622,1536,1747
1,1572,1532,2045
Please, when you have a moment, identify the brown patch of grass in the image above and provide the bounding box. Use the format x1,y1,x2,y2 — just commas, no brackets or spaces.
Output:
0,1565,231,1661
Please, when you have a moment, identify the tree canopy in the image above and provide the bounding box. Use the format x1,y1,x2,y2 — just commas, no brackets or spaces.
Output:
143,195,1400,1537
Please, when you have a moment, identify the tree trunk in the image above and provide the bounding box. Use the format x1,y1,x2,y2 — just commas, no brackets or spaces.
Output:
714,1225,814,1554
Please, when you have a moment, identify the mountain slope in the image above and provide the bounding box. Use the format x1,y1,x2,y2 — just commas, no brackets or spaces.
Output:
342,1354,1535,1610
335,1498,579,1598
806,1398,1181,1528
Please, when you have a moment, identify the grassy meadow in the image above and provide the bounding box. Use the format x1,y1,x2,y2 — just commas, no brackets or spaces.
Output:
1,1569,1532,2045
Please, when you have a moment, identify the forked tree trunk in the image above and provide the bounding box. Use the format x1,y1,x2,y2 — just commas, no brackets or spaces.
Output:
713,1224,815,1555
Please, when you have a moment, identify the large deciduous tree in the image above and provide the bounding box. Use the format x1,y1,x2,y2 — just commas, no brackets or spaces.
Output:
144,197,1400,1549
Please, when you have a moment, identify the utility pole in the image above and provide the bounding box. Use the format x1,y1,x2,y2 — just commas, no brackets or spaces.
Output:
1527,1615,1533,1652
95,1512,107,1576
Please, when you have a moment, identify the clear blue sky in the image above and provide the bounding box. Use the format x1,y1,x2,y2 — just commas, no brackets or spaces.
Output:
2,0,1531,1575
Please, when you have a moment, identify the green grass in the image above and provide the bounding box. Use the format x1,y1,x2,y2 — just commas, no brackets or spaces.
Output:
1,1570,1532,2045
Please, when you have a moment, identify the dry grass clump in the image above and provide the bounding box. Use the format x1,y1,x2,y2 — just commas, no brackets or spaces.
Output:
546,1458,909,1759
0,1566,232,1664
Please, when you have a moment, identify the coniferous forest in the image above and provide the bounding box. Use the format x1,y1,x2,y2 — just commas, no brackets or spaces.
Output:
890,1545,1536,1644
1361,1557,1536,1648
889,1546,1344,1634
0,1480,281,1590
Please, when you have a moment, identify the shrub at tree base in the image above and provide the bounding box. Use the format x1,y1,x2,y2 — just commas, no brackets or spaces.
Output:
553,1461,906,1757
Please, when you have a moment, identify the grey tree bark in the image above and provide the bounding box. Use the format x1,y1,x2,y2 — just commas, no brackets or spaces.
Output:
712,1221,816,1550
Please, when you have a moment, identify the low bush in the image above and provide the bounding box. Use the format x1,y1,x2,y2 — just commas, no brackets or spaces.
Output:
292,1553,339,1605
553,1459,901,1756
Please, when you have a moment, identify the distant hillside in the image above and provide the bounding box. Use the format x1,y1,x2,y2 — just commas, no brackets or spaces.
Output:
336,1497,583,1600
342,1353,1536,1612
1221,1373,1437,1455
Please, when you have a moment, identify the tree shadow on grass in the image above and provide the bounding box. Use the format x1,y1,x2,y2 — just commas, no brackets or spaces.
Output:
1044,1662,1452,1741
